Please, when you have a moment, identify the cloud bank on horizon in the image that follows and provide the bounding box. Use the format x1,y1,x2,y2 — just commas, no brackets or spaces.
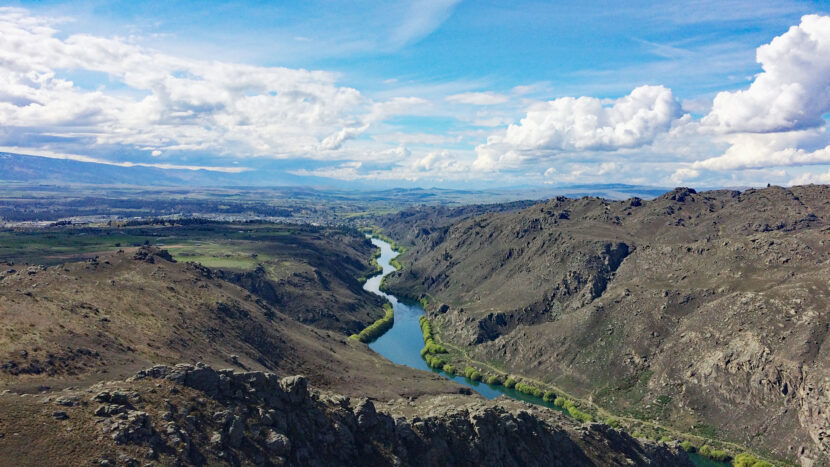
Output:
1,1,830,188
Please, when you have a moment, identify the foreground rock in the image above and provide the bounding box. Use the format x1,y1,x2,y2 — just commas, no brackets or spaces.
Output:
0,363,691,466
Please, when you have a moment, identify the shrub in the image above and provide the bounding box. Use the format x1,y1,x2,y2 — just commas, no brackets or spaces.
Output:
503,377,517,389
442,364,455,374
424,354,446,369
679,441,694,452
553,397,593,423
734,453,773,467
464,367,482,381
424,341,447,354
542,390,556,403
484,374,503,385
354,303,394,343
419,316,434,342
514,382,544,398
605,417,621,429
699,445,730,462
659,436,673,443
569,408,593,423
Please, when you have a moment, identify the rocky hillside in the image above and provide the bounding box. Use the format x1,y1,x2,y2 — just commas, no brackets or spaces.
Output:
0,363,691,466
383,185,830,464
370,201,536,249
0,246,454,400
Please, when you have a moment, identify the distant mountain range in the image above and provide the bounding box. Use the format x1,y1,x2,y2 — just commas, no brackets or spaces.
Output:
0,151,670,200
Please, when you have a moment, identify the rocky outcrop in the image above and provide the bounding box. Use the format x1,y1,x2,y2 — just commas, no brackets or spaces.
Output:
63,363,693,466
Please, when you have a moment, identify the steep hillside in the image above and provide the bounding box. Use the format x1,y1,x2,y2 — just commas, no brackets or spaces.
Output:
383,185,830,464
0,246,450,400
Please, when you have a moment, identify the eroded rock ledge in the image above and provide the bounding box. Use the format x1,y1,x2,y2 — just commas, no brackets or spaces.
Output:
55,363,694,466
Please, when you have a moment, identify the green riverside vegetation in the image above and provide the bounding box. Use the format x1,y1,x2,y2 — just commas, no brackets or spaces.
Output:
349,303,394,343
357,247,383,284
416,316,602,425
698,445,730,462
419,315,449,369
733,453,774,467
464,366,482,381
554,397,593,423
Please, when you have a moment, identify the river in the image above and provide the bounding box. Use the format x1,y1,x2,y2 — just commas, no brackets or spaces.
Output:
363,237,568,408
362,237,725,467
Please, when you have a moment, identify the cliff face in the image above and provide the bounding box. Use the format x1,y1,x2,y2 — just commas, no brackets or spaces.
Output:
0,363,691,466
382,185,830,463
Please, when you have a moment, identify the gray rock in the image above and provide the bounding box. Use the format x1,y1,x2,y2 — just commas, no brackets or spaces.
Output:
227,415,245,448
354,398,378,429
264,430,291,455
54,396,79,407
95,404,128,417
279,375,308,404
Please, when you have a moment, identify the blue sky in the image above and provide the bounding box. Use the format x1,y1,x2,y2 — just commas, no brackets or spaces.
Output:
2,0,830,188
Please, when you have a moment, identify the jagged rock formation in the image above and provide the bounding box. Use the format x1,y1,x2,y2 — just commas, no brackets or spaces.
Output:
1,363,691,466
383,185,830,464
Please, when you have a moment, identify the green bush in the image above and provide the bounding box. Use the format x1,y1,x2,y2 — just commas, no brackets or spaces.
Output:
484,374,503,385
569,409,592,423
542,390,556,403
424,354,446,369
514,382,544,398
419,316,434,342
699,445,730,462
553,397,593,423
442,364,455,374
659,436,673,443
423,341,447,354
605,417,621,429
354,303,394,343
503,377,517,389
679,441,694,452
418,316,450,367
734,453,773,467
464,366,482,381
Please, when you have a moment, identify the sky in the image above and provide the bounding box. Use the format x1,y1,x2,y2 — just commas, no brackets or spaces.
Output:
2,0,830,188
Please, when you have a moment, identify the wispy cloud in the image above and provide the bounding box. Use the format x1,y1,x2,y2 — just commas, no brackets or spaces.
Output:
389,0,461,48
0,146,250,172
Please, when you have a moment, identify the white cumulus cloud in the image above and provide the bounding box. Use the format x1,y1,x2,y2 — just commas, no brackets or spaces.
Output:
703,15,830,134
679,15,830,181
0,7,422,163
473,85,682,170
